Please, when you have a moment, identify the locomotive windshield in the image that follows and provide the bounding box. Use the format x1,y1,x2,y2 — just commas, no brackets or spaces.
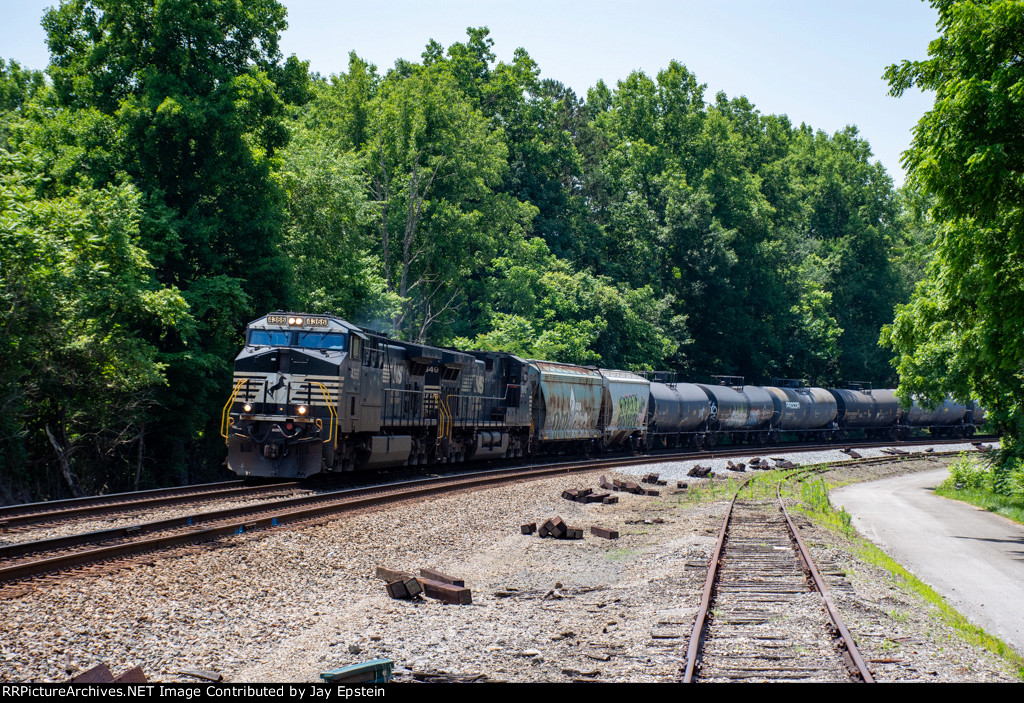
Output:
247,329,349,350
297,331,348,350
249,330,291,346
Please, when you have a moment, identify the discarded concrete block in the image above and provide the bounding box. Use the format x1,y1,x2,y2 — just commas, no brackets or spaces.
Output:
591,526,619,540
418,578,473,605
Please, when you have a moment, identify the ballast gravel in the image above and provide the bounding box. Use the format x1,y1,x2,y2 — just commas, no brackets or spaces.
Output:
0,445,1017,683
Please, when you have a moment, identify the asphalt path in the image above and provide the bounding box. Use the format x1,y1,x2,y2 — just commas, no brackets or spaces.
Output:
831,468,1024,656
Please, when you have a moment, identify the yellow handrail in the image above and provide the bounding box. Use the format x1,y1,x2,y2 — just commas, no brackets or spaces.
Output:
436,393,448,440
442,394,454,439
221,379,246,445
313,382,338,449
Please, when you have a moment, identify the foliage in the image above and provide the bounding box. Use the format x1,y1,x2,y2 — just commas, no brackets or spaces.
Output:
0,18,924,498
279,125,399,323
27,0,307,484
882,0,1024,487
0,150,187,499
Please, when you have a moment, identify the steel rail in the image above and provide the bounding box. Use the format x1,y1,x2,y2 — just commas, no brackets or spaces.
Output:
0,440,982,588
683,457,891,682
0,481,303,530
777,482,874,682
682,477,751,682
0,455,698,585
0,480,248,521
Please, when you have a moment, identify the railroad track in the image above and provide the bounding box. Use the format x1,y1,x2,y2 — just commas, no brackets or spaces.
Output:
682,469,875,682
0,439,987,594
0,480,305,531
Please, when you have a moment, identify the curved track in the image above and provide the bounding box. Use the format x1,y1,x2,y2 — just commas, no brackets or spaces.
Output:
0,439,986,593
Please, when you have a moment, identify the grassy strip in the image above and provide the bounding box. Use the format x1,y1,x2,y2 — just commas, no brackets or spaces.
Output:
796,478,1024,679
933,485,1024,526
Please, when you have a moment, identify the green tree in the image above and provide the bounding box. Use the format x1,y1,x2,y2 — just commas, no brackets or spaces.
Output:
883,0,1024,483
363,57,534,342
40,0,303,482
0,150,187,499
280,125,399,323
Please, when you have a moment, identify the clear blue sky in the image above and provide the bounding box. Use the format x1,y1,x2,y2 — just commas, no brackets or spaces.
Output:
2,0,939,186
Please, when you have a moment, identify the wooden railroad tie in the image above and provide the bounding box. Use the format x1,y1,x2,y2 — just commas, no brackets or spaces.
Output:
562,487,611,504
419,567,464,587
417,578,472,605
590,526,619,540
376,565,471,604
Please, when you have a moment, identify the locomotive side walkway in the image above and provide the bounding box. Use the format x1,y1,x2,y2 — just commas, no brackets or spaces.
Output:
831,469,1024,657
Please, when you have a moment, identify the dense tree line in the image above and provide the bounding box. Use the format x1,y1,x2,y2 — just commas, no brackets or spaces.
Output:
1,1,931,501
884,0,1024,490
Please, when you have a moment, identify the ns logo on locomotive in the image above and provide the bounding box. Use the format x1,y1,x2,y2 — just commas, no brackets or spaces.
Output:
222,313,986,479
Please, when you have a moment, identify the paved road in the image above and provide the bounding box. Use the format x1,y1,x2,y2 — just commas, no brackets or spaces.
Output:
832,469,1024,656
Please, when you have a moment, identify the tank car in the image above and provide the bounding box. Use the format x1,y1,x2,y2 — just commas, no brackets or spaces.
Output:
646,380,712,448
695,376,774,446
826,384,899,440
763,379,838,442
897,396,974,439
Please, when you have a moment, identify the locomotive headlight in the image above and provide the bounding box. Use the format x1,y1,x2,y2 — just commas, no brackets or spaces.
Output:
243,403,253,413
297,405,308,415
287,317,296,325
294,317,303,325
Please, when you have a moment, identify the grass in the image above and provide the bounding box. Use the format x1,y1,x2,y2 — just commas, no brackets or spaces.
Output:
934,485,1024,524
933,453,1024,525
604,547,637,562
795,471,1024,679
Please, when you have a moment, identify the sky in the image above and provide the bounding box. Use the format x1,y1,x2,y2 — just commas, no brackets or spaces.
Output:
1,0,940,186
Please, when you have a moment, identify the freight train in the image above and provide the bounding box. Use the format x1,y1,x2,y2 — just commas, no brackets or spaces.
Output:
222,313,985,479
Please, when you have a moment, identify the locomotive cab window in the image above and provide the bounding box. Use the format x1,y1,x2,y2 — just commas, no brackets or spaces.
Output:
249,330,292,346
297,331,349,351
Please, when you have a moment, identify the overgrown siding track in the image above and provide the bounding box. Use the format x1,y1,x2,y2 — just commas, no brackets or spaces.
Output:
683,471,876,682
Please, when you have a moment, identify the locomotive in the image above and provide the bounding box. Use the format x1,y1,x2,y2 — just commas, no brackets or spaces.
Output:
221,313,984,479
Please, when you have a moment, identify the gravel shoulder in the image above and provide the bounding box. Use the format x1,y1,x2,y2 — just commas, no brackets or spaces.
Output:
0,445,1018,683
